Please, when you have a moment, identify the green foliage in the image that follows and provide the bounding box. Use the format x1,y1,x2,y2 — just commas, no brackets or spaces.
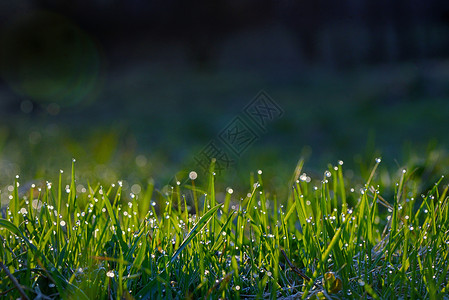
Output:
1,158,448,299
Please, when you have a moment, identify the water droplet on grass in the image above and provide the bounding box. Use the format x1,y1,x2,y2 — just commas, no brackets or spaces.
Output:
188,171,198,180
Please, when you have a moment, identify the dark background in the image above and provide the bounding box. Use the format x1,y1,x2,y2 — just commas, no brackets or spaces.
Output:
1,0,449,201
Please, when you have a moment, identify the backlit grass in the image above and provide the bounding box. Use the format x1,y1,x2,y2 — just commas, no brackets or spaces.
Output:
1,158,448,299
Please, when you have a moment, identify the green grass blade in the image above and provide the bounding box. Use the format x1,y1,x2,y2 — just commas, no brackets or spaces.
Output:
169,202,221,266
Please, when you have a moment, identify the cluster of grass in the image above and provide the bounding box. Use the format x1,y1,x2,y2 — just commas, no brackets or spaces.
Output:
1,157,448,299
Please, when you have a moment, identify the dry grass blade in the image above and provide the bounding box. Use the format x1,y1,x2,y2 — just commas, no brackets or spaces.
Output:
0,261,30,300
204,271,234,300
281,249,312,283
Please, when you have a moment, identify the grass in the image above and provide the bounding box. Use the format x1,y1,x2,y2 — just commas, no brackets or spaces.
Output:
0,157,448,299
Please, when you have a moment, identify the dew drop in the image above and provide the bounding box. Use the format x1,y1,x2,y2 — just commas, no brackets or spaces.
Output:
189,171,198,180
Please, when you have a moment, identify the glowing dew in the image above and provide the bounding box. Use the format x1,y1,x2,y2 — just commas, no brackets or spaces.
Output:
106,271,114,278
189,171,198,180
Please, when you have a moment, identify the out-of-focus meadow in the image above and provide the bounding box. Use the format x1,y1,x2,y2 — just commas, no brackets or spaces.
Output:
1,1,449,204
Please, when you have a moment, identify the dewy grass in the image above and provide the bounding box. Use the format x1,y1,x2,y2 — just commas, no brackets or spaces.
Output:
0,158,448,299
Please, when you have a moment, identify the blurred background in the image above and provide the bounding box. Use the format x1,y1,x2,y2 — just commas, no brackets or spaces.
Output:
1,0,449,202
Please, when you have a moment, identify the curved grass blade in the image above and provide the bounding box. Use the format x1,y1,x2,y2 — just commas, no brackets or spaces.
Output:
212,211,236,252
169,202,221,266
135,203,221,299
0,219,37,251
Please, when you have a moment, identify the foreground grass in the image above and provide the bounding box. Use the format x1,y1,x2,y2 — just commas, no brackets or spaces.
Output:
1,158,448,299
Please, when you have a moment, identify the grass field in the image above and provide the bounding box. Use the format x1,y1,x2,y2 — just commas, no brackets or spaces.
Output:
1,157,448,299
